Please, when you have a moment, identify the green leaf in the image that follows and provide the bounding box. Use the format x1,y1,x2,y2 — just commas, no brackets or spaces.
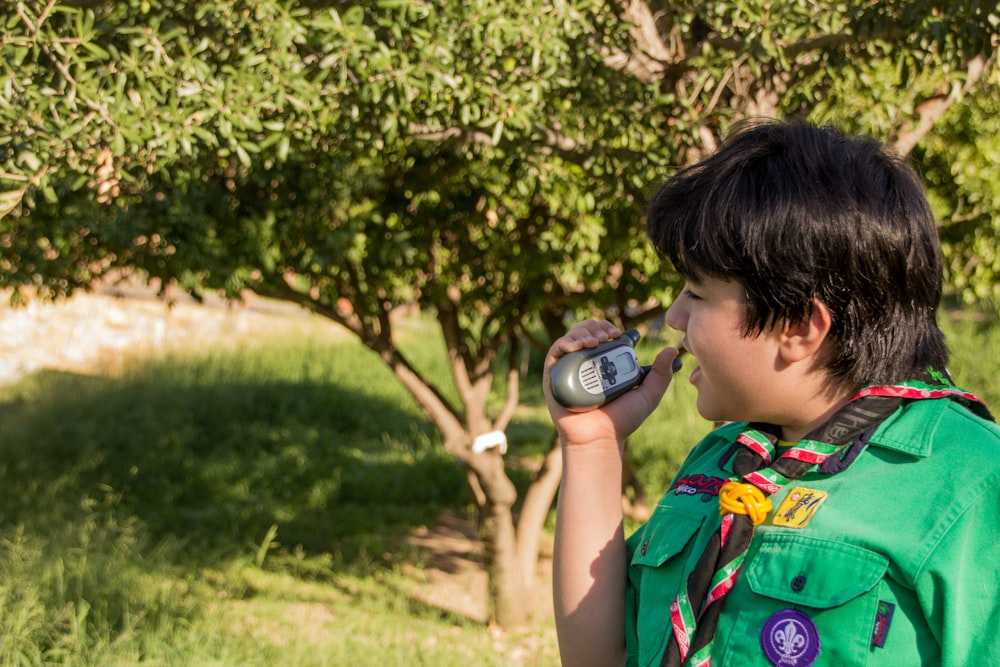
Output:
0,188,24,218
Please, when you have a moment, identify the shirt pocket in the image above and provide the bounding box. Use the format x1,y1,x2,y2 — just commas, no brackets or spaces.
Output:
631,508,705,568
720,532,888,666
629,509,705,667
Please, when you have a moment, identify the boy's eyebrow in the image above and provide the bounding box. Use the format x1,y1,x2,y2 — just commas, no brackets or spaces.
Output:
680,270,703,284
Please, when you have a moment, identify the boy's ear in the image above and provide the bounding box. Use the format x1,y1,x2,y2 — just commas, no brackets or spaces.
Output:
779,298,833,363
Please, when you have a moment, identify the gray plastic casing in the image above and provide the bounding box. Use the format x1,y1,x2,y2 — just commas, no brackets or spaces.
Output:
550,329,648,412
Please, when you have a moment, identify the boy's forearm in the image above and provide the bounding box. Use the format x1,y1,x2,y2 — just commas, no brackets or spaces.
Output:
553,439,628,667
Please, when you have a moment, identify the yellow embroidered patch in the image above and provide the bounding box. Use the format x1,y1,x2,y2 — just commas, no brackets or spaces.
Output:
771,486,829,528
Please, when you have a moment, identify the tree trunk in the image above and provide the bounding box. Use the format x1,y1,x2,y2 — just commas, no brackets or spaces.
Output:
343,316,546,628
473,450,530,628
483,502,527,628
515,433,562,592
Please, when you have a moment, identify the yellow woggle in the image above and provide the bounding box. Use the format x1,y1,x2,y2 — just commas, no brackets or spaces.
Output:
719,481,772,526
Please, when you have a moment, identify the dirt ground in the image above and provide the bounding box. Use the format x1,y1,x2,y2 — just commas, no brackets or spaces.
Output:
0,282,553,625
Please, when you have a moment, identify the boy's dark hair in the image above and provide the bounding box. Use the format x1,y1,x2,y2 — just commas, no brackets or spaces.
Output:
646,119,948,387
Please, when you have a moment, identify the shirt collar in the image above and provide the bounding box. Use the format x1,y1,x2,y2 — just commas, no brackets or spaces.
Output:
866,398,950,458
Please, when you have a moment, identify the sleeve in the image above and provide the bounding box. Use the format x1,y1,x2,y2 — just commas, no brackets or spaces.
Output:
916,475,1000,666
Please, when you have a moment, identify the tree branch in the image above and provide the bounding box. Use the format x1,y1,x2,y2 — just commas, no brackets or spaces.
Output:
601,0,684,82
256,279,471,452
253,281,362,335
408,125,495,145
408,121,584,153
893,54,988,156
492,331,521,433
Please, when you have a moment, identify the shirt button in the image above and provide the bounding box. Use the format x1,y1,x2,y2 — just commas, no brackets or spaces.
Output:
791,575,807,592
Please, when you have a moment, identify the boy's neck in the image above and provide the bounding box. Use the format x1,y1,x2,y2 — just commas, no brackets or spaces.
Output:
778,383,858,443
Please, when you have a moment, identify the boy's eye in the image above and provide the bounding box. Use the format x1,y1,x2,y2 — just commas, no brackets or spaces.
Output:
683,287,702,301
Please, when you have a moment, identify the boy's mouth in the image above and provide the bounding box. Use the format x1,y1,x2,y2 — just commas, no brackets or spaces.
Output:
679,344,700,382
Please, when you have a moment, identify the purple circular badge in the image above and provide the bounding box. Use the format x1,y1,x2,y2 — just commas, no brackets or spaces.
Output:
760,608,820,666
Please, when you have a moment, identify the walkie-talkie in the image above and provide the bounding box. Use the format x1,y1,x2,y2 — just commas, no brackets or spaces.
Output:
550,329,682,412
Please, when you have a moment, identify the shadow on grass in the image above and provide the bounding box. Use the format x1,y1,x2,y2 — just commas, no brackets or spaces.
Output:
0,363,469,573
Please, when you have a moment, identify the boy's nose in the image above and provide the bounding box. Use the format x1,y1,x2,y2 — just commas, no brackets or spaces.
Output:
664,298,687,332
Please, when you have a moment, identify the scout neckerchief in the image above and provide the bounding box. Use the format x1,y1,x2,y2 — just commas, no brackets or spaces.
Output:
660,377,992,667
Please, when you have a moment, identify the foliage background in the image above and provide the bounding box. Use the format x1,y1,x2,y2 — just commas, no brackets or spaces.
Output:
3,0,999,307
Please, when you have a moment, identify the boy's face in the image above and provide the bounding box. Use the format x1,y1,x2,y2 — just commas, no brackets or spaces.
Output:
665,276,788,425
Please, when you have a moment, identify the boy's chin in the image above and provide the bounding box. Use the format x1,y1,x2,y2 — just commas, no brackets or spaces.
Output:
694,398,725,424
694,393,741,426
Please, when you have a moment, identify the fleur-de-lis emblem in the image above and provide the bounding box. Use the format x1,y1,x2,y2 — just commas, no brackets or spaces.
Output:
761,609,820,666
774,620,807,657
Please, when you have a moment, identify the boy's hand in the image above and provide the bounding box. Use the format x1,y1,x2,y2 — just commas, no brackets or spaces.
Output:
543,320,681,451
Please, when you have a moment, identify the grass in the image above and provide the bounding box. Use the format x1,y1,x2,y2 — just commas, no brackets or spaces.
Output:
0,308,996,665
0,329,558,666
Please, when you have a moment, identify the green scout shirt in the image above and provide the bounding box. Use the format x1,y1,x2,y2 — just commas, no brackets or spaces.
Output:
625,397,1000,667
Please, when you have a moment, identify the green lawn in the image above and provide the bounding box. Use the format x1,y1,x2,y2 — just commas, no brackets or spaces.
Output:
0,328,559,665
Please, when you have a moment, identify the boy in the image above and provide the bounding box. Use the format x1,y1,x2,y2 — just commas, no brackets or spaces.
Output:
544,120,1000,666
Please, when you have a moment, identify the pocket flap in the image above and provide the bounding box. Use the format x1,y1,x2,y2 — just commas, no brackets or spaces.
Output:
746,533,887,609
630,509,704,568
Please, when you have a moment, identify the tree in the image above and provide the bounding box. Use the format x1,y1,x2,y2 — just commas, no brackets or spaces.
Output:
3,0,998,627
